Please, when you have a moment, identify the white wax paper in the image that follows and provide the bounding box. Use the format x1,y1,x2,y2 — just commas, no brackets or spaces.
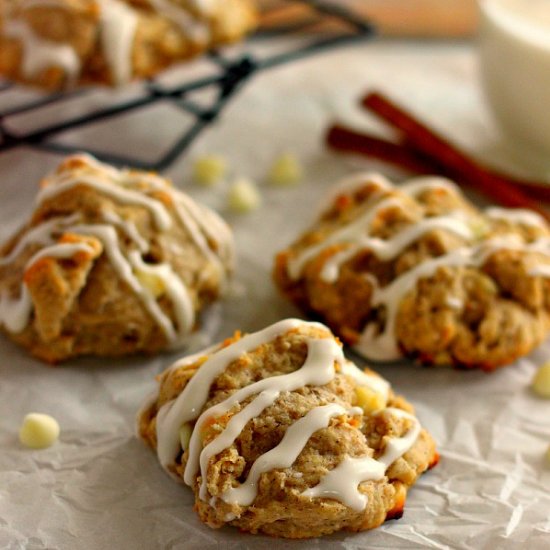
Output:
1,38,550,550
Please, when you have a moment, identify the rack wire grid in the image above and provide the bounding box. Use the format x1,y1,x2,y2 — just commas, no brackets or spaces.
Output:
0,0,375,171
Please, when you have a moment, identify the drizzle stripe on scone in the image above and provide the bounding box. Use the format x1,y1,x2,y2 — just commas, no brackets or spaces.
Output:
274,172,550,370
138,319,437,538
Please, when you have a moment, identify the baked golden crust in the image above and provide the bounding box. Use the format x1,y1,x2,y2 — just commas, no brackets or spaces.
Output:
273,173,550,370
0,0,257,89
0,154,234,363
138,320,437,539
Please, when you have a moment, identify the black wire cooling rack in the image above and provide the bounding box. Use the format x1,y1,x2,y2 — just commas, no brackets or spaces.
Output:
0,0,375,171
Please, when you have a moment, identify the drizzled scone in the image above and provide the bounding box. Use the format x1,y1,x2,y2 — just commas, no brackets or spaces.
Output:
274,173,550,370
138,319,437,539
0,0,257,88
0,153,233,363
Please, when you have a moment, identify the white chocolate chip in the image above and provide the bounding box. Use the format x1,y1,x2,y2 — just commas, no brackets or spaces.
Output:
227,178,261,213
135,270,165,298
355,386,386,413
532,362,550,398
193,155,227,186
468,218,490,239
268,152,303,186
19,413,60,449
179,423,193,451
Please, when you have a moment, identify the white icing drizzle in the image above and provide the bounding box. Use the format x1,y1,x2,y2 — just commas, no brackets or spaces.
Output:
37,154,233,277
288,196,404,280
70,223,186,341
316,172,391,216
376,407,422,468
286,172,550,362
48,154,233,275
399,176,460,197
150,319,423,514
36,173,173,231
4,1,134,85
155,319,307,470
221,404,363,507
301,407,420,512
301,455,385,512
98,0,138,86
486,206,548,228
170,192,234,282
101,210,148,253
191,337,345,497
0,286,33,333
128,249,194,341
288,176,470,283
7,0,139,86
0,213,80,267
25,241,96,267
6,0,225,86
319,213,474,284
3,18,80,84
0,240,96,333
340,360,389,399
356,237,550,360
446,295,463,310
0,154,232,344
357,247,473,360
189,0,219,16
147,0,209,43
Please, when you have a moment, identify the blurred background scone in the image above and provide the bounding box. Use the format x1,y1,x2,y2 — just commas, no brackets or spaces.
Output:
138,319,437,539
0,0,258,89
274,173,550,371
0,154,234,363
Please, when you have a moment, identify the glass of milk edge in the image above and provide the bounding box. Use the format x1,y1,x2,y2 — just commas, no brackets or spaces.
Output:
478,0,550,172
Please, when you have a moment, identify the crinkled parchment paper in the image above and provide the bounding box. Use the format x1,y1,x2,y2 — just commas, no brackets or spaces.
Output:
1,39,549,550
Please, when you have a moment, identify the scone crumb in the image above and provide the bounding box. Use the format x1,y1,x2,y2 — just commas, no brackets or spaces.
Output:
19,413,60,449
532,362,550,398
268,152,303,186
228,178,261,212
193,155,227,186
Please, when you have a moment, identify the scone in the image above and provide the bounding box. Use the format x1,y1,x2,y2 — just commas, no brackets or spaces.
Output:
138,318,438,539
274,172,550,370
0,153,234,363
0,0,257,89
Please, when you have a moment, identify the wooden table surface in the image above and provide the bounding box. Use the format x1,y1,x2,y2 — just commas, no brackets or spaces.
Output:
258,0,479,38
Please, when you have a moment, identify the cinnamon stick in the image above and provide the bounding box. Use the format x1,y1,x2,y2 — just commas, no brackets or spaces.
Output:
327,124,435,174
359,92,550,219
327,123,550,203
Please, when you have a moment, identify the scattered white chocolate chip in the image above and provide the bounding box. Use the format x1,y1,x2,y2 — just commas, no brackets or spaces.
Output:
532,362,550,398
227,178,261,213
268,152,303,186
193,155,227,186
179,423,193,451
19,413,60,449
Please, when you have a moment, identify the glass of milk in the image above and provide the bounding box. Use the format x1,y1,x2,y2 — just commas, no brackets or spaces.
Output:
478,0,550,170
